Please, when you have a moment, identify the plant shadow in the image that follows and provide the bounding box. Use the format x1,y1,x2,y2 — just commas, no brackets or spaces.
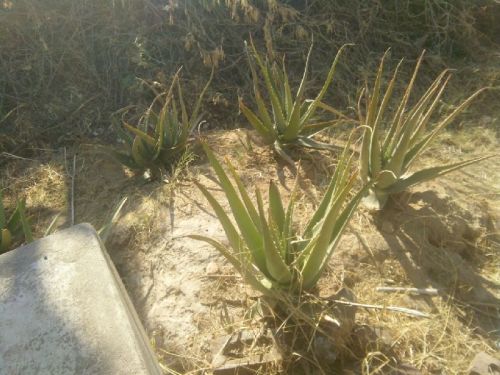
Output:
374,190,500,340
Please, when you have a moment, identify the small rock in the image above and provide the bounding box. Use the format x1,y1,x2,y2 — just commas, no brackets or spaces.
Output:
206,262,220,275
381,221,395,234
312,335,337,365
468,352,500,375
211,329,282,374
391,363,421,375
352,325,394,353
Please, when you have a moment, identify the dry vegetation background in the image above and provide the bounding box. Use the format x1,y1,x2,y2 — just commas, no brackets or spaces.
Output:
1,1,500,374
1,0,499,153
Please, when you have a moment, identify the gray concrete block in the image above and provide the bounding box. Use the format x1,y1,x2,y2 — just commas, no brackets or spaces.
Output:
0,224,162,375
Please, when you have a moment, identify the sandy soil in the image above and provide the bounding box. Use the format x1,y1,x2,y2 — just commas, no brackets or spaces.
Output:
1,125,499,373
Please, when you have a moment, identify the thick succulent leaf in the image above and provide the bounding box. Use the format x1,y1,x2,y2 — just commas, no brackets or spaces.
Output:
225,159,261,227
315,101,351,120
17,200,33,243
361,189,389,210
5,199,32,243
124,123,156,146
369,133,382,177
248,42,287,131
131,137,155,167
154,105,167,160
1,228,12,252
379,61,403,151
202,144,267,272
386,154,497,194
283,186,296,262
294,136,338,151
357,87,366,125
402,88,487,170
366,49,388,128
374,59,402,134
384,52,425,155
366,51,393,176
239,100,274,142
98,197,128,242
112,151,143,170
0,191,6,228
407,74,451,150
268,181,285,232
255,189,292,284
299,171,358,270
282,60,293,117
388,70,451,169
190,67,214,128
375,169,398,190
188,235,272,296
384,87,440,177
301,120,343,136
282,43,314,140
194,182,245,259
303,133,356,239
113,118,135,145
176,79,189,130
272,141,295,167
301,181,370,288
359,125,372,183
254,93,275,134
246,43,275,132
297,44,350,131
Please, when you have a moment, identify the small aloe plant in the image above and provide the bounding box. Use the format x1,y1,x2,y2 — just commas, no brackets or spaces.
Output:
0,190,33,254
189,140,369,297
359,51,495,209
114,69,213,178
239,40,350,165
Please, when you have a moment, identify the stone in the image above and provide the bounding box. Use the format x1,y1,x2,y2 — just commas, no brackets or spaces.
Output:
468,352,500,375
0,223,162,375
381,220,395,234
390,363,422,374
206,261,220,275
211,328,282,374
352,325,394,354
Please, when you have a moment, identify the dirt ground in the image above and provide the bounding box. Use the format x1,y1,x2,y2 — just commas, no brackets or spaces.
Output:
1,122,499,373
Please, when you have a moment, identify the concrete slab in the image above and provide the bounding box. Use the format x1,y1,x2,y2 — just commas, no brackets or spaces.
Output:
0,223,162,375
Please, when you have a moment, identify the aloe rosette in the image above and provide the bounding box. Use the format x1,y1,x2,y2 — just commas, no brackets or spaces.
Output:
189,140,369,296
240,41,351,165
359,50,495,209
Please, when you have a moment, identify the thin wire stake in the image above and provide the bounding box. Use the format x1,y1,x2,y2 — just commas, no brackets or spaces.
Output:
64,148,77,226
331,299,430,318
376,286,439,296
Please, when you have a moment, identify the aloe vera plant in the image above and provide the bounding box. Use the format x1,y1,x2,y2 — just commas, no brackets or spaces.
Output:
0,190,33,254
115,69,213,177
239,41,350,164
359,51,494,209
189,141,369,296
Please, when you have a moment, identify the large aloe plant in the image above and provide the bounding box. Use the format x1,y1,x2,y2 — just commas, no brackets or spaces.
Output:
189,141,369,296
0,190,33,254
359,51,495,209
239,41,350,165
114,69,213,178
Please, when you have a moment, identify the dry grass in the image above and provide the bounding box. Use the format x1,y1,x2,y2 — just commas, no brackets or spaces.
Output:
1,0,499,158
